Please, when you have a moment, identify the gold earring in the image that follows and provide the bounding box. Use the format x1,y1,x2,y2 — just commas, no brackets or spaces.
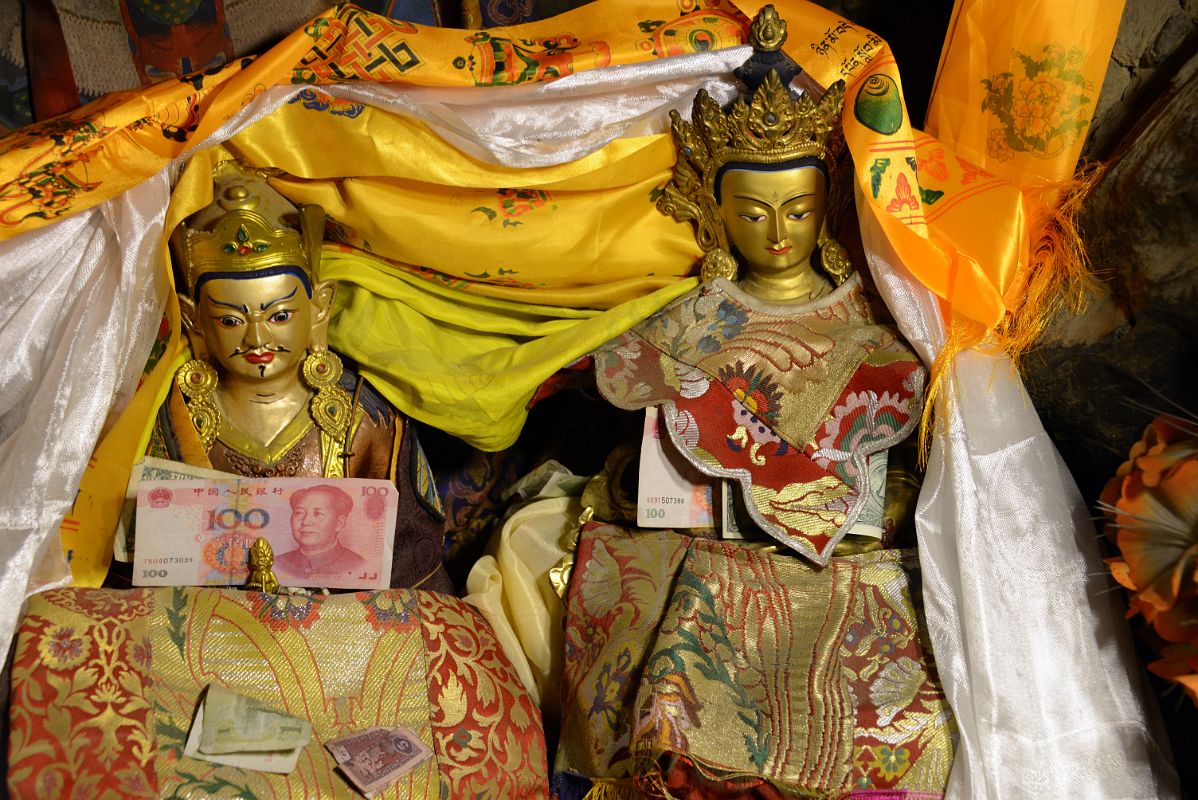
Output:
177,359,220,449
817,226,853,285
302,349,352,443
700,248,739,282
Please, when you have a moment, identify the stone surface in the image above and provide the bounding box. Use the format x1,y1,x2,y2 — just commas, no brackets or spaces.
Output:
1086,0,1197,156
1026,50,1198,503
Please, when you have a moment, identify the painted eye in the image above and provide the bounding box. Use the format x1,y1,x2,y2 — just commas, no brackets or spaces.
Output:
217,316,243,328
738,213,767,222
787,210,813,221
269,310,294,324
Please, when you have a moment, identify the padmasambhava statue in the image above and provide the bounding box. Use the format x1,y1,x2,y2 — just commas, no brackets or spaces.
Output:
156,161,451,591
594,6,925,564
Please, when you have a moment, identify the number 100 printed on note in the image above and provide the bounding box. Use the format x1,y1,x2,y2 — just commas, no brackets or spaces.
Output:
134,478,397,590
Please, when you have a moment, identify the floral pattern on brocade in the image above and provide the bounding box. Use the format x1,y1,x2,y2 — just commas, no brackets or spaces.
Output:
555,527,955,798
8,589,156,800
8,588,547,799
593,276,925,564
419,592,549,799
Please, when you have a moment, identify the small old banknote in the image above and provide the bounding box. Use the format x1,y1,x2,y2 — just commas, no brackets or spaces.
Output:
199,684,312,755
849,450,888,540
115,457,237,562
637,407,715,528
326,726,433,797
184,685,311,774
134,476,397,589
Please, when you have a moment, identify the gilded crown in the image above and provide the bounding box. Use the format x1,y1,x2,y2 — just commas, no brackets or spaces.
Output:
657,5,846,258
691,71,844,167
173,161,325,296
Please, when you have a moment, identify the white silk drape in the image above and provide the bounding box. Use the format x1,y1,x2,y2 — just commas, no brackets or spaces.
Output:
859,197,1178,798
0,170,170,659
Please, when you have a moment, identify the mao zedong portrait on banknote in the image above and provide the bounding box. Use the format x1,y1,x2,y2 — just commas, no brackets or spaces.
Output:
275,484,368,581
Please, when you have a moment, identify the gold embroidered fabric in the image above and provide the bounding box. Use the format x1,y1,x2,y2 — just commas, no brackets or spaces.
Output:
8,588,549,799
592,276,925,564
556,528,956,797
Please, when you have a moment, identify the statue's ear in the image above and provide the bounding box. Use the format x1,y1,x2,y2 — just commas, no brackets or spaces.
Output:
310,279,336,351
179,294,197,331
178,294,208,359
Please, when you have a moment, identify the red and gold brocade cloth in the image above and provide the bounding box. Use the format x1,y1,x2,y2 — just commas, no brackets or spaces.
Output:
555,526,955,799
7,588,547,799
592,275,925,565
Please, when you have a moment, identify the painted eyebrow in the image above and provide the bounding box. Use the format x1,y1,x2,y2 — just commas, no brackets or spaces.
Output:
732,192,817,205
209,298,249,313
783,192,816,205
259,287,298,312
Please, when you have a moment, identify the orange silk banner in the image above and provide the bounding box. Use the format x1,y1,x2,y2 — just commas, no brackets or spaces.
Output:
0,1,750,241
751,0,1123,333
922,0,1124,322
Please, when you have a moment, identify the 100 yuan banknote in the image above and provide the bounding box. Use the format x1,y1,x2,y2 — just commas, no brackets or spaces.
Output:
134,477,396,590
637,407,715,529
116,458,237,562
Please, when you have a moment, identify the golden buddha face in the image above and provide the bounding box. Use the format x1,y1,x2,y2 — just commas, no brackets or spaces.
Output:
182,270,333,384
717,165,826,278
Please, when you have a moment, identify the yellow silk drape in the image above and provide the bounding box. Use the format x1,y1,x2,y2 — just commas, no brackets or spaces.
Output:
323,247,698,450
227,107,700,309
7,0,1121,584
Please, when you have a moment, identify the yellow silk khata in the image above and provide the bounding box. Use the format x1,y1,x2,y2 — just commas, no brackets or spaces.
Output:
0,1,1121,583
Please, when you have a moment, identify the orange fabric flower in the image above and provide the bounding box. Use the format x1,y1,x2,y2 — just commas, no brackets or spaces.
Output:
1102,414,1198,703
1148,642,1198,706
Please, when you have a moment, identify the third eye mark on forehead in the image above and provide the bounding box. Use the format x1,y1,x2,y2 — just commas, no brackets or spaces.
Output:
733,192,816,206
208,287,298,314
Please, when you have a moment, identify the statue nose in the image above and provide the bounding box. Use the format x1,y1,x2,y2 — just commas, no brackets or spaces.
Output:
244,319,269,347
769,213,786,243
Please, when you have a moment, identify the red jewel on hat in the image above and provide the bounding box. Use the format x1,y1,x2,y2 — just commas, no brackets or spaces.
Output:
238,244,252,254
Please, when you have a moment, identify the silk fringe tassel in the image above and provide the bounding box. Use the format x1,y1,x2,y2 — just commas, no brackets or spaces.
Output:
916,161,1105,463
582,780,642,800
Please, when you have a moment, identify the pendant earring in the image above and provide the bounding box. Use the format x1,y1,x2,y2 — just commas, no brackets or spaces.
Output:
302,349,353,443
817,225,853,286
177,359,220,449
701,248,739,282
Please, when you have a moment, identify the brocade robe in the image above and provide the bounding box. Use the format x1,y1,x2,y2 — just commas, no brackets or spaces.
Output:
592,274,925,564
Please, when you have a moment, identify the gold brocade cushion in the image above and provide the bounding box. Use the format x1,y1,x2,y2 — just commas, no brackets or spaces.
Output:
7,588,547,799
556,528,956,798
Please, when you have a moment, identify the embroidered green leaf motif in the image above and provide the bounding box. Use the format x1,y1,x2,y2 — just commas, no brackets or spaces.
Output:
154,708,189,756
980,44,1093,161
918,187,944,205
869,158,890,199
167,586,188,658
